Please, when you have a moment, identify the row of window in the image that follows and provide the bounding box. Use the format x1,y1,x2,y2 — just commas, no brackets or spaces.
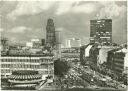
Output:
114,62,124,67
1,69,54,75
39,70,54,74
114,67,123,73
114,59,124,63
96,32,111,35
1,64,54,69
61,50,80,53
114,53,125,59
1,69,12,74
61,54,80,57
1,59,53,63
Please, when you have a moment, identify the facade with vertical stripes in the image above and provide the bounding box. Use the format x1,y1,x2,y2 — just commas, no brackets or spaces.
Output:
1,54,54,80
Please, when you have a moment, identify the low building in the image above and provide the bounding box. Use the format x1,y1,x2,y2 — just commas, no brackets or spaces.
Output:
1,54,54,81
88,44,99,63
26,39,42,49
80,44,89,62
113,48,127,76
107,48,121,70
80,44,118,66
80,44,99,64
97,46,114,66
65,38,81,48
26,42,33,48
85,45,93,57
61,47,80,62
31,39,42,49
107,48,128,77
8,70,42,89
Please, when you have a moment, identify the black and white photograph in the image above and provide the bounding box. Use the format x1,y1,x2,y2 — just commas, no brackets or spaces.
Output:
0,0,127,91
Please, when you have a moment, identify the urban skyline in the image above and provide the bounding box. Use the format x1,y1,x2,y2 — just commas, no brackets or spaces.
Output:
0,1,127,46
0,1,127,91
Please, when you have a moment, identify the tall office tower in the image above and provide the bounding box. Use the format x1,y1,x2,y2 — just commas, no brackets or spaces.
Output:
46,18,56,48
55,30,61,49
90,19,112,45
55,30,61,58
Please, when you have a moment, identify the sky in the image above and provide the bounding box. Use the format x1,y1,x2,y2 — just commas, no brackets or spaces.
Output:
0,1,127,46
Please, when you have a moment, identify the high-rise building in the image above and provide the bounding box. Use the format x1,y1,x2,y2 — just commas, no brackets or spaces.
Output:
90,19,112,45
55,30,61,49
46,19,56,48
55,30,61,58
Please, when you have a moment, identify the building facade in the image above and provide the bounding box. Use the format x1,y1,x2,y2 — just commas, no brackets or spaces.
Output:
55,30,61,59
61,47,80,62
1,37,9,52
41,39,45,46
31,39,42,49
1,54,54,80
80,45,89,62
80,44,99,64
46,19,56,48
113,52,125,76
107,48,121,70
107,48,127,77
65,39,71,48
66,38,81,48
26,39,42,49
97,46,114,66
90,19,112,45
7,70,42,89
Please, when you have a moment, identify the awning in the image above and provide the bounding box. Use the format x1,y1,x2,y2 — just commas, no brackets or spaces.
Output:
8,74,42,80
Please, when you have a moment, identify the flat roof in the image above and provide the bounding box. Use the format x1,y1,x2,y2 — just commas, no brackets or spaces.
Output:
1,54,54,57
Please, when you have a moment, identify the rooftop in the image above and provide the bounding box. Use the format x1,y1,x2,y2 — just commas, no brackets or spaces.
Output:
1,52,54,57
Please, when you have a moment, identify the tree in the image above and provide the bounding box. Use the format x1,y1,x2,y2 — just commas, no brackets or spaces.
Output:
54,59,70,77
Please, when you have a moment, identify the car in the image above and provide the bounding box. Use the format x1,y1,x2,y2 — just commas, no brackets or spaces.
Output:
91,85,100,89
70,86,76,88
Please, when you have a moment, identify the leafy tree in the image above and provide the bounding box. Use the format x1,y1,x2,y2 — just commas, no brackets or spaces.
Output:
54,59,70,77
